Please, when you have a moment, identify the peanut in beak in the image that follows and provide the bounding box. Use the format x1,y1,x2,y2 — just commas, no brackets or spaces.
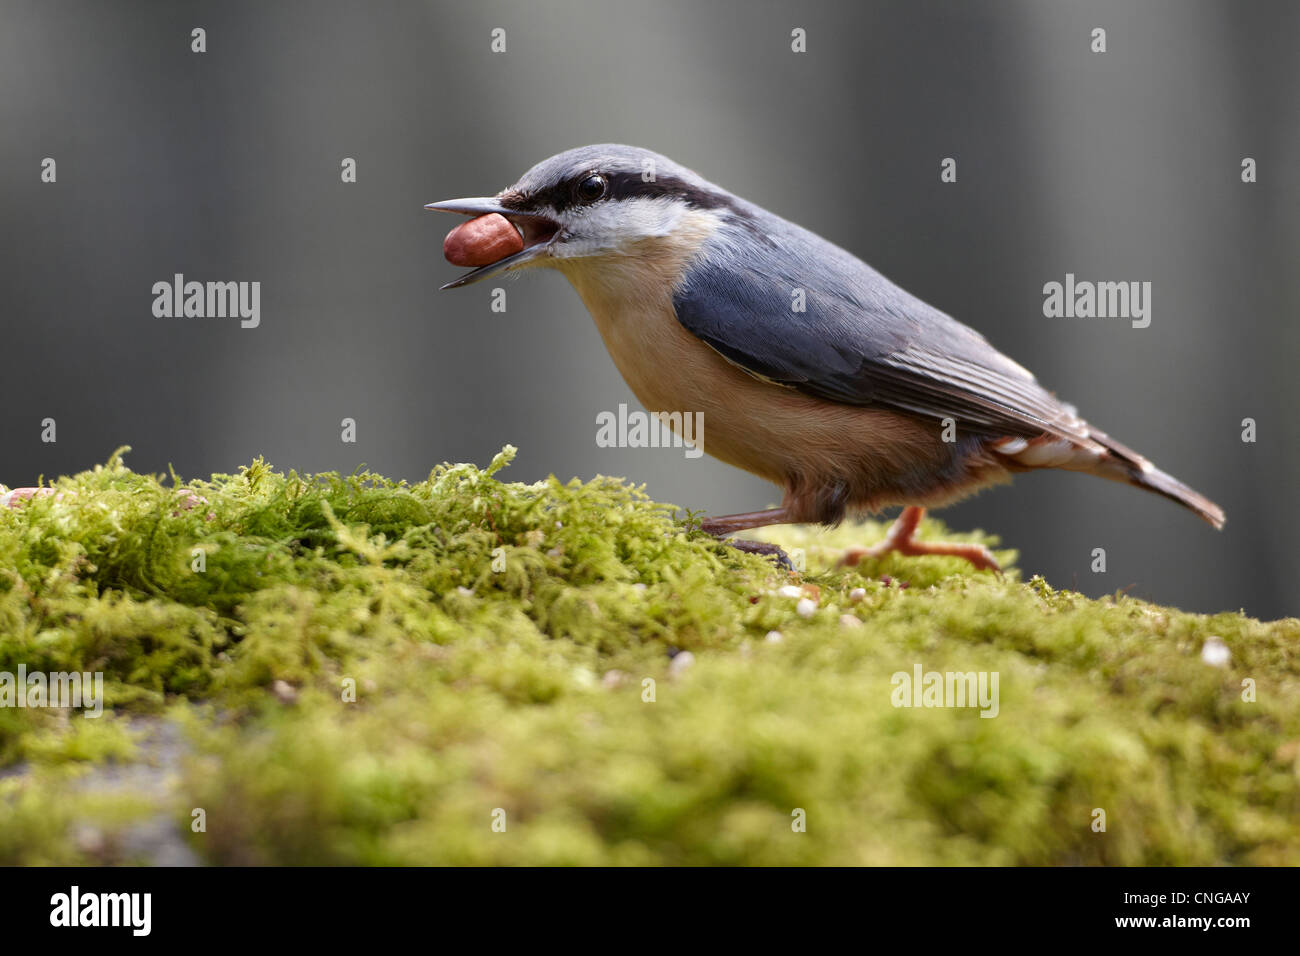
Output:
443,213,524,267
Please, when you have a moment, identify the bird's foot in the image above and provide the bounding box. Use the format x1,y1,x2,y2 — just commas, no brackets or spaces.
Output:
723,539,794,571
837,506,1001,573
840,540,1000,573
696,508,796,570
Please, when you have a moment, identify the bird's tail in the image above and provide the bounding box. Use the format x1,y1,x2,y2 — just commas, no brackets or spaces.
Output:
1084,428,1226,530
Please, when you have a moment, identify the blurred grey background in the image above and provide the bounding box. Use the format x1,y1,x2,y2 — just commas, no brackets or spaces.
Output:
0,0,1295,618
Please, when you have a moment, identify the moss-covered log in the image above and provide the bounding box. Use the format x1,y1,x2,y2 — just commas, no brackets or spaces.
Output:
1,447,1295,865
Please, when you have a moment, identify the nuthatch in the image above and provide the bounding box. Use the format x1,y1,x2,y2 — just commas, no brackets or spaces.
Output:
427,145,1224,571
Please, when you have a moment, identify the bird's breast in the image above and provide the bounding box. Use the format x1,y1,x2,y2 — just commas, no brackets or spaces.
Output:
555,241,964,508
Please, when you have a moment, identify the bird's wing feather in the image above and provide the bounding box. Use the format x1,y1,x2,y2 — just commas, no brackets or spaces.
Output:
672,219,1090,442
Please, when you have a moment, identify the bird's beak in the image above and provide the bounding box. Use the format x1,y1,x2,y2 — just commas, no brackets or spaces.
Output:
425,196,561,289
423,197,519,217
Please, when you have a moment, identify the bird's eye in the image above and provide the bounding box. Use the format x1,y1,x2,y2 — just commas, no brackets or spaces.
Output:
573,173,607,204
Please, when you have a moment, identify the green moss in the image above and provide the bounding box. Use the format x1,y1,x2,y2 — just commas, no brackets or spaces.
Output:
1,446,1296,865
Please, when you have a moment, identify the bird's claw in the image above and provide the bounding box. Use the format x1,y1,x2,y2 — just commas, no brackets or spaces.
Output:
723,539,794,571
838,540,1001,574
838,506,1001,574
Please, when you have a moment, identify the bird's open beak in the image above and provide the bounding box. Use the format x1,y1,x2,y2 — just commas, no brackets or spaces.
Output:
424,197,561,289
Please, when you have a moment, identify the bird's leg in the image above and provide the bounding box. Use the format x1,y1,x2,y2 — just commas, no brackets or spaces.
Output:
839,506,1000,573
699,507,791,537
700,507,794,569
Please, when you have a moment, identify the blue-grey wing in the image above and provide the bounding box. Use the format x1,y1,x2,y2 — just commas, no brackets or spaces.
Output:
671,220,1089,441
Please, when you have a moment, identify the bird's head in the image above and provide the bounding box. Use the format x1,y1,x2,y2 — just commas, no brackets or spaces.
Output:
427,144,740,289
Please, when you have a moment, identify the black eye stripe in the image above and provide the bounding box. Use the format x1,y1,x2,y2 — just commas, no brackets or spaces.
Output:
604,172,736,211
501,172,741,216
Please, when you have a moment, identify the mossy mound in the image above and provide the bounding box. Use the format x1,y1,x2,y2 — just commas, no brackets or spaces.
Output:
1,447,1296,865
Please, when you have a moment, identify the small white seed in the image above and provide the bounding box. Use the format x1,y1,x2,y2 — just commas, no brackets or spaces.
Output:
1201,637,1230,668
668,651,695,678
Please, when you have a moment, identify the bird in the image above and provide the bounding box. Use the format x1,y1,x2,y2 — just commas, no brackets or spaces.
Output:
426,144,1224,572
